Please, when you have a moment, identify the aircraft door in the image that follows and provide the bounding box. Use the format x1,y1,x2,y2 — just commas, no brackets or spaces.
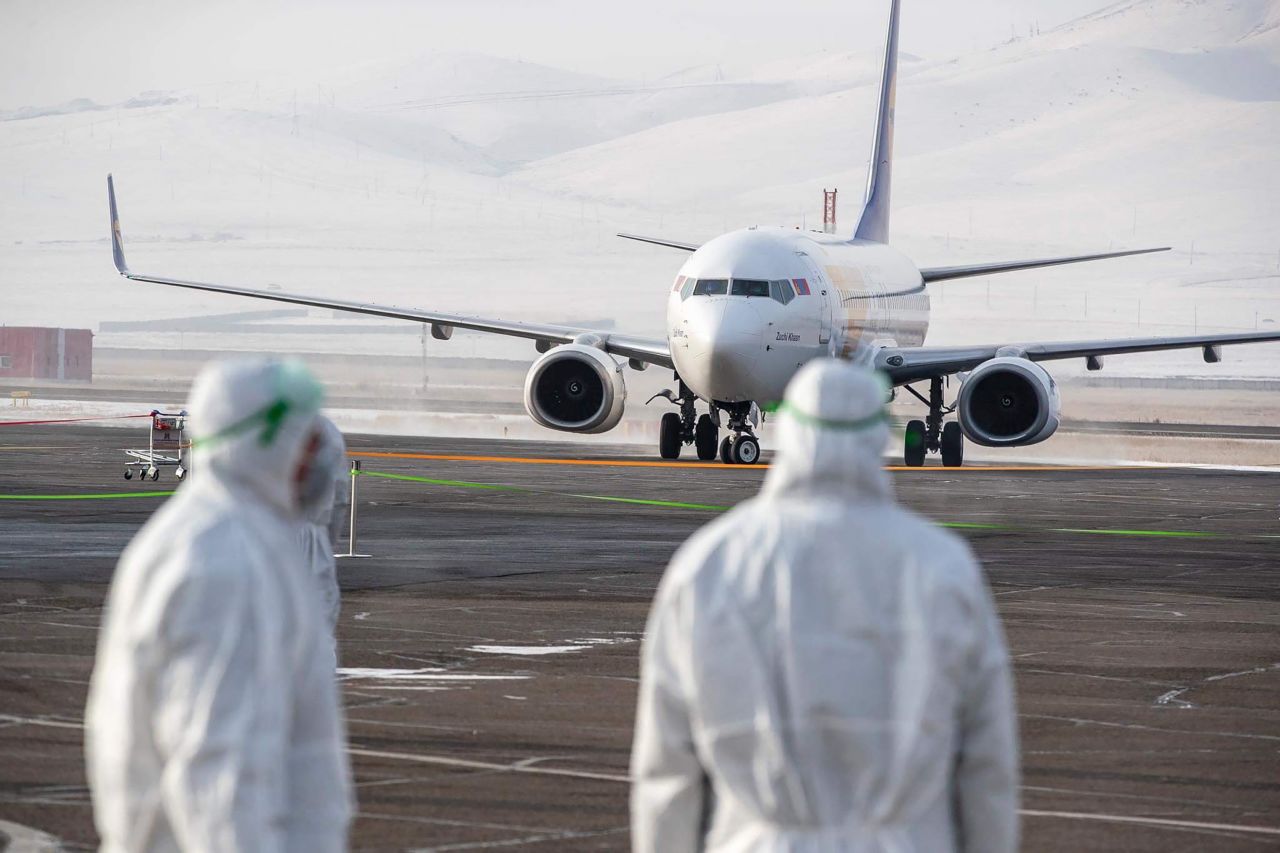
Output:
797,252,835,351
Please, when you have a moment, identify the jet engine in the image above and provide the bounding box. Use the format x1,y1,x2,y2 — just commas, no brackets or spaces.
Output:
956,356,1060,447
523,344,626,434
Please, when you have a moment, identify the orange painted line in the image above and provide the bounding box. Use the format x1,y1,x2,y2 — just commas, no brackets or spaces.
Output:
348,450,1150,473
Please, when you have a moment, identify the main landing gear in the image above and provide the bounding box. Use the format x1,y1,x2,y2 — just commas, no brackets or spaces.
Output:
655,380,721,462
652,384,760,464
903,376,964,468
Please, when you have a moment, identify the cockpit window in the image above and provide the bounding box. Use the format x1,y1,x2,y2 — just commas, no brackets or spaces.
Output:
730,279,770,298
683,277,796,304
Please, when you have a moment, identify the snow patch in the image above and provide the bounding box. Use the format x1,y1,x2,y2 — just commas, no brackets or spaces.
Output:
338,666,529,682
467,645,589,656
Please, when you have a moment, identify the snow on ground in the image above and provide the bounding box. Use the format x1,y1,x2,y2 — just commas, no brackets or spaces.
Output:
0,0,1277,399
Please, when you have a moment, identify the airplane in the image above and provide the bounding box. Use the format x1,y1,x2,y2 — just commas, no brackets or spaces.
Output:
106,0,1280,467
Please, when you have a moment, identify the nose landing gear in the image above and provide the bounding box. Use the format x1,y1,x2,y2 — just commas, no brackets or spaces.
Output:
903,376,964,467
718,402,760,465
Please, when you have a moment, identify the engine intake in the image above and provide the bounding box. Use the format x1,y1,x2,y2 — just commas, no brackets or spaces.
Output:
523,344,626,434
957,357,1060,447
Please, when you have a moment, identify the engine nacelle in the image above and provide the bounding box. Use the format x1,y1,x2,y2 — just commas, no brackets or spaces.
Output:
523,344,626,434
956,356,1060,447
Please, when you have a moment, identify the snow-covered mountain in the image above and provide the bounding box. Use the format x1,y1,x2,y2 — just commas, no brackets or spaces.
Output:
0,0,1276,379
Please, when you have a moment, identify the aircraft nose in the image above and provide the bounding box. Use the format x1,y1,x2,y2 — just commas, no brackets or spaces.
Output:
680,299,765,401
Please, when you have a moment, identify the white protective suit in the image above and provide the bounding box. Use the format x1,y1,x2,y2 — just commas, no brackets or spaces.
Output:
631,359,1019,853
298,415,350,649
86,359,354,853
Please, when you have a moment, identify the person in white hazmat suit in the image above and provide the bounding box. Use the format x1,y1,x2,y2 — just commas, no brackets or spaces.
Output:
631,359,1018,853
298,415,351,661
85,358,354,853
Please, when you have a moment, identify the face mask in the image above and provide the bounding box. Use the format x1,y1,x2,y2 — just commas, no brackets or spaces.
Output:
297,441,341,515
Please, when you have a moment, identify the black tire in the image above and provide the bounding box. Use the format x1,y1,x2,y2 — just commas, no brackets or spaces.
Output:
124,470,133,480
659,412,682,460
732,435,761,465
719,436,734,464
695,415,718,461
941,422,964,468
904,420,927,467
151,469,160,481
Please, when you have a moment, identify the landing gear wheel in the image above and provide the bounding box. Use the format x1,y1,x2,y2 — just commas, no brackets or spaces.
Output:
941,422,964,468
904,420,926,467
124,470,133,480
732,435,761,465
659,412,682,460
695,415,718,461
719,436,734,464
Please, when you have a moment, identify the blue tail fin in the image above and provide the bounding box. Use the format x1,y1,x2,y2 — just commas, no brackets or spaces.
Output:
853,0,901,245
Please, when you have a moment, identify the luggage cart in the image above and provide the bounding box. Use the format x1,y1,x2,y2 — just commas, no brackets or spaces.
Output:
125,410,189,481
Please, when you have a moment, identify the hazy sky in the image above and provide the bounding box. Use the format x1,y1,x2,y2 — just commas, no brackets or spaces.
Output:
1,0,1113,110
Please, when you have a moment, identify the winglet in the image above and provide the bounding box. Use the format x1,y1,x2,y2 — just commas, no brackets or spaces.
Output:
107,174,129,275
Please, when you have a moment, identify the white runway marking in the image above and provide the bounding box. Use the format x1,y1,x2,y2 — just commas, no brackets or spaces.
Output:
9,713,1274,839
1025,712,1280,742
348,747,630,783
1020,809,1280,837
0,714,83,731
0,818,63,850
410,826,629,851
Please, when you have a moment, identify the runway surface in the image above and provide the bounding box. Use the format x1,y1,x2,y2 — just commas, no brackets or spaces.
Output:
1,425,1278,851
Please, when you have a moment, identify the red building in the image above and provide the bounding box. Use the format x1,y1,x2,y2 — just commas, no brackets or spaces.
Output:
0,327,93,381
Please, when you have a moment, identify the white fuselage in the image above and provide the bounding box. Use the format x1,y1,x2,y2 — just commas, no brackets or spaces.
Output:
667,226,929,405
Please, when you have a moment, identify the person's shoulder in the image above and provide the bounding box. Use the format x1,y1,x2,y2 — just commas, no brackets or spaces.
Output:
660,500,765,592
118,488,260,592
886,504,983,581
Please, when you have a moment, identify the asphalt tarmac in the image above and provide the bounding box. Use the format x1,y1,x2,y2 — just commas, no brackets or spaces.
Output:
1,425,1278,851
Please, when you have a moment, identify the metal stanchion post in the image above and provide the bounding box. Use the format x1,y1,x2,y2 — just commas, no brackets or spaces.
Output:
338,459,371,559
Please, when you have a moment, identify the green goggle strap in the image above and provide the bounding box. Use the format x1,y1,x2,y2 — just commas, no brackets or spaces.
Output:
188,398,291,450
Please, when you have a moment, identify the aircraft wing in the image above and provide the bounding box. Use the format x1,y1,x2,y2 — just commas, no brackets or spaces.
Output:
874,331,1280,385
918,247,1170,283
616,232,701,252
107,176,673,370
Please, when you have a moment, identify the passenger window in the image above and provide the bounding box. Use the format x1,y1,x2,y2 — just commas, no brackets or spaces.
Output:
693,279,729,296
770,280,795,305
731,279,770,298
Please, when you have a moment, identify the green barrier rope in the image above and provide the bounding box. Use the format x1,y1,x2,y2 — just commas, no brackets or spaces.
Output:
357,469,732,512
0,491,175,501
0,469,1269,544
357,469,1269,541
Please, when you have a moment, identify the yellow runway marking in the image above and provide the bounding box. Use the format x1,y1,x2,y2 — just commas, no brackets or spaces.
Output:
348,450,1151,473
